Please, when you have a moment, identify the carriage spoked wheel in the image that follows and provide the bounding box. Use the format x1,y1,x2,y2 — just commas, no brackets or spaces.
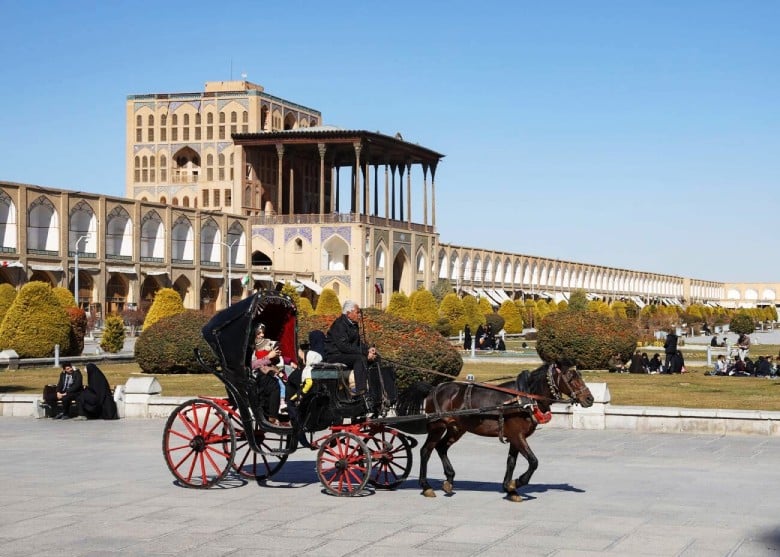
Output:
227,411,290,481
316,431,372,496
364,426,413,490
162,398,236,488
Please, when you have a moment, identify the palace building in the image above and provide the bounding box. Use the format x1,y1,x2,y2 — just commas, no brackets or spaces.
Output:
0,79,775,319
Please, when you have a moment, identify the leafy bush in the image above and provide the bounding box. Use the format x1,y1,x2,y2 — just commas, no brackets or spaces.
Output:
314,288,342,315
430,278,453,303
297,297,314,317
0,283,17,327
386,291,412,320
299,309,462,389
121,307,146,336
485,312,505,333
142,288,184,331
438,293,466,335
410,289,438,326
281,282,302,310
729,312,755,336
52,286,77,309
498,300,523,333
64,307,87,356
100,315,126,353
0,282,70,357
536,310,638,369
462,295,485,330
135,310,218,373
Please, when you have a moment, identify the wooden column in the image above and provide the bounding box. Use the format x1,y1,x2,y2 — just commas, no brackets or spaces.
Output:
422,164,428,227
384,165,389,224
406,163,412,227
318,143,326,215
353,142,362,215
275,144,284,215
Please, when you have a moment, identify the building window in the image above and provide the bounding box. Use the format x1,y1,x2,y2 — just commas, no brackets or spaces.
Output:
219,125,225,140
160,155,167,181
202,190,209,208
136,128,142,142
171,114,178,141
141,156,148,182
213,189,220,206
207,112,213,140
147,115,154,142
195,113,201,140
218,154,225,181
295,238,303,252
150,156,156,181
134,156,140,182
224,189,232,207
206,154,214,181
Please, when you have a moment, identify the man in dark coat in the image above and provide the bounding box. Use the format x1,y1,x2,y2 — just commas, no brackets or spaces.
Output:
324,300,377,396
79,364,119,420
663,329,678,374
47,363,83,419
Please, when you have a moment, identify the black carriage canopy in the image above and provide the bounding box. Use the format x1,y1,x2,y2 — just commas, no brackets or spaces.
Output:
202,290,298,376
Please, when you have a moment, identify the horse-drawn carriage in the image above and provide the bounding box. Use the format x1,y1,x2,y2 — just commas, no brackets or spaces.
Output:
162,290,594,500
162,290,413,496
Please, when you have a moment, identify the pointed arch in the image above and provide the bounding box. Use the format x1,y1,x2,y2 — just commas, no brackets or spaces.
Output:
323,235,349,270
0,189,18,251
27,195,59,252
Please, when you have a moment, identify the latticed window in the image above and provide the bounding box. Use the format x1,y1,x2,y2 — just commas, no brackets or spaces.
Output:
183,114,190,141
150,156,156,181
224,189,232,207
218,154,225,180
141,156,148,182
195,113,201,140
147,115,154,142
242,111,248,133
206,154,214,181
214,189,220,206
160,155,167,181
171,114,178,141
160,114,167,141
134,156,140,182
202,190,209,207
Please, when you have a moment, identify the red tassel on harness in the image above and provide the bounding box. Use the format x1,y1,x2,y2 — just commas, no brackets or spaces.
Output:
533,406,552,424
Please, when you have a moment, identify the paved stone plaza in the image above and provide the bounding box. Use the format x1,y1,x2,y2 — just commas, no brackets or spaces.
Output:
0,417,778,556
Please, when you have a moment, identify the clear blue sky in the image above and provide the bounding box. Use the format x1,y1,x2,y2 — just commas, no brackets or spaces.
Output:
2,1,777,283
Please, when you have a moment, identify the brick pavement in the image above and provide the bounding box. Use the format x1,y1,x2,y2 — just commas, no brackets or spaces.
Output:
0,417,778,556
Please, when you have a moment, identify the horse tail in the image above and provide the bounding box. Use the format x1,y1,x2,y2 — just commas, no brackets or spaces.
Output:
395,381,434,417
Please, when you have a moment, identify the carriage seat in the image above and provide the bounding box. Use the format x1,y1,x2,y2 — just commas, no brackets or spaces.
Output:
310,363,353,386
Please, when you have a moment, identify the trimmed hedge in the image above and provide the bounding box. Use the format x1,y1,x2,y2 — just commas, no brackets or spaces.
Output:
135,310,219,373
100,315,126,353
314,288,342,315
64,307,87,356
299,308,462,389
142,287,184,331
536,310,638,369
0,282,70,358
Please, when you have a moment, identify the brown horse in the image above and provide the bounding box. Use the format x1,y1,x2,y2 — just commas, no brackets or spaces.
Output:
396,362,594,501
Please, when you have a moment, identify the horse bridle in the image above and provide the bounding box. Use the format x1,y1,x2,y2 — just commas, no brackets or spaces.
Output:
546,364,589,404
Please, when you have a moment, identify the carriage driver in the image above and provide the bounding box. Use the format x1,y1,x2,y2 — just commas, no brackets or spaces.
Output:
324,300,378,400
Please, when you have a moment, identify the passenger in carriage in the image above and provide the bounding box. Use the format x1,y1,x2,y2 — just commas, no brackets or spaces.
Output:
324,301,378,399
251,323,284,424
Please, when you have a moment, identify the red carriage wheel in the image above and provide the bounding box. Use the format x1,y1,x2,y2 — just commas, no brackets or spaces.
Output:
162,399,235,488
365,426,413,489
228,411,290,481
316,431,372,496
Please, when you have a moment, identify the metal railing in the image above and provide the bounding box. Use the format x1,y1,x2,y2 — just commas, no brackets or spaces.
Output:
247,212,434,233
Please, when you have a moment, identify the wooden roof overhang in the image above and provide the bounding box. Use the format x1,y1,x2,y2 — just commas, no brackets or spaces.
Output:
232,129,444,170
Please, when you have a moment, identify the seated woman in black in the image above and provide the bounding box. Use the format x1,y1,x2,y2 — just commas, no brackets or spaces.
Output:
79,363,119,420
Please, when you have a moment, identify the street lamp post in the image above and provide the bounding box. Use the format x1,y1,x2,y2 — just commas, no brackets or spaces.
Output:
224,239,238,307
74,234,90,309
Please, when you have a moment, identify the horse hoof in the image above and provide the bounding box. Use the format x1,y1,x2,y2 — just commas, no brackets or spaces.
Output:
506,480,516,491
442,481,454,494
422,488,436,498
507,493,522,503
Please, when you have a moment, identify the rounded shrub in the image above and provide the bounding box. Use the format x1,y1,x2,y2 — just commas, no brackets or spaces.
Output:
299,308,462,389
438,293,466,334
100,315,126,353
297,297,314,317
0,281,70,358
314,288,342,315
410,289,438,326
485,312,505,333
498,300,523,333
729,312,755,336
135,310,218,373
142,287,184,331
462,294,485,330
0,283,18,327
386,291,412,320
52,286,77,309
536,310,638,369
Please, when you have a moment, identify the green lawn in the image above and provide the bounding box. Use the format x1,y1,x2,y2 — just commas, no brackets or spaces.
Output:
2,352,779,411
